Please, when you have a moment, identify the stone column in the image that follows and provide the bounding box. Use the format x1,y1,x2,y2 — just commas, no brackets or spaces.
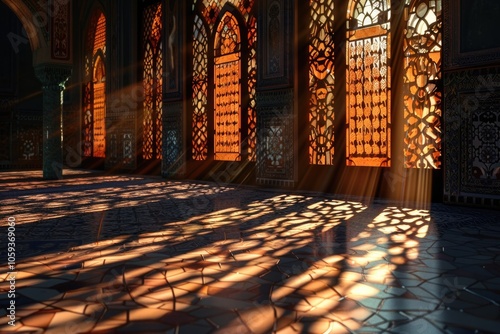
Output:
35,64,72,180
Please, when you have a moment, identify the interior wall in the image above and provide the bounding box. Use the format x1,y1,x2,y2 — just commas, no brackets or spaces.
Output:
443,0,500,208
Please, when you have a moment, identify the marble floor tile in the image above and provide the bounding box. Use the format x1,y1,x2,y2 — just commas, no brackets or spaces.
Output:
1,170,499,333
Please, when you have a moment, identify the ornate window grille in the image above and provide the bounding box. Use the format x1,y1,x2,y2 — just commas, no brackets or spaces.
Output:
403,0,442,169
191,0,256,162
142,2,163,160
309,0,335,165
346,0,391,167
83,11,106,158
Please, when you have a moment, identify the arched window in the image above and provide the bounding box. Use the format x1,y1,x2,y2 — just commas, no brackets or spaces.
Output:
347,0,391,167
309,0,335,165
214,12,242,161
191,0,257,162
142,2,163,160
403,0,442,169
83,11,106,158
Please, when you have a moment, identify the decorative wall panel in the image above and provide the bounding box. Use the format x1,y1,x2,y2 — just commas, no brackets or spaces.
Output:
165,0,181,96
256,89,295,187
258,0,292,87
443,68,500,205
461,91,500,193
0,107,42,169
163,102,184,177
106,113,136,169
17,112,43,162
267,1,281,77
51,0,71,60
123,132,134,165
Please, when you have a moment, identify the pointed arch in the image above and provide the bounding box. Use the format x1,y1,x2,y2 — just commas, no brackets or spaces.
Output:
83,10,107,159
346,0,391,167
213,10,243,161
1,0,47,55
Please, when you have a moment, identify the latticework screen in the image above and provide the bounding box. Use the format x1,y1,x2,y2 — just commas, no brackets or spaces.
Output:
83,12,106,159
214,13,241,161
346,0,391,167
309,0,335,165
403,0,442,169
192,15,209,161
142,2,163,160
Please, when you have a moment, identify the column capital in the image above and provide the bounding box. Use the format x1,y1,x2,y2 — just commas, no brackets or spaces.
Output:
35,64,72,89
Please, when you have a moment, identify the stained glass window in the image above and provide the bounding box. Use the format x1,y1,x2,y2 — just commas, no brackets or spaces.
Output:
403,0,442,169
309,0,335,165
142,2,163,160
347,0,391,167
191,0,256,162
83,11,106,159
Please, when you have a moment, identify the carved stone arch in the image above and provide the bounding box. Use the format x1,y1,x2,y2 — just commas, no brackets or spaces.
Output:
1,0,48,61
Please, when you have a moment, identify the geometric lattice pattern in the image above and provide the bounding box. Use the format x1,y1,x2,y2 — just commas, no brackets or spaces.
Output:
83,82,92,158
247,15,257,161
142,2,163,160
470,101,500,181
347,0,391,167
350,0,388,27
196,0,255,29
403,0,442,169
192,0,257,161
92,57,106,158
192,15,209,161
309,0,335,165
83,11,106,158
256,89,295,186
214,13,241,161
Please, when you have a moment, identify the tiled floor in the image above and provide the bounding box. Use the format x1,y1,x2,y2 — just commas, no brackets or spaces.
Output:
0,170,499,334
